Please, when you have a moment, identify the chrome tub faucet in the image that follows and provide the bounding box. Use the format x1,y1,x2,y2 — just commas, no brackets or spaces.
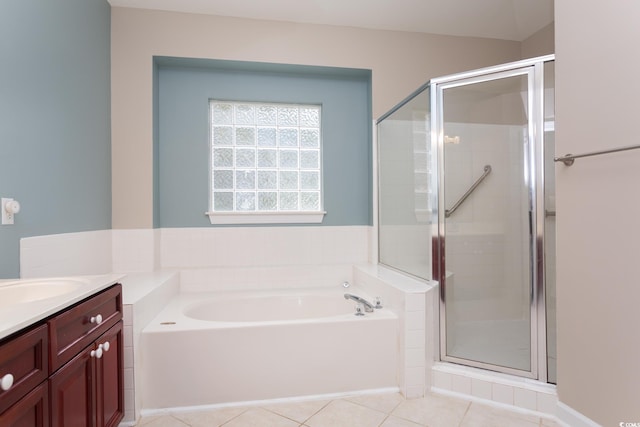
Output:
344,293,375,313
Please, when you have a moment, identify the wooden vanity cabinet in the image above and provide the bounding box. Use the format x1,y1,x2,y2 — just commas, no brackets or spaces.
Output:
0,324,49,427
49,321,123,427
0,283,123,427
48,285,122,372
49,284,123,427
0,324,48,415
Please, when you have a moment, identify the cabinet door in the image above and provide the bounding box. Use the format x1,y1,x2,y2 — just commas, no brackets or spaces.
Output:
49,348,94,427
0,324,48,414
95,322,123,427
0,382,48,427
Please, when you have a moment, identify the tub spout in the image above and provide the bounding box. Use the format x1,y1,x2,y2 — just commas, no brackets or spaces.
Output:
344,293,375,312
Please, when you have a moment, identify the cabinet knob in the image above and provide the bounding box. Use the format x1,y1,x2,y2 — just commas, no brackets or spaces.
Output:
90,347,103,359
0,373,14,391
90,314,103,325
100,341,110,352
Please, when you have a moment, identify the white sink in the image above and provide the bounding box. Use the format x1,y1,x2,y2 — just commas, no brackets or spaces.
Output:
0,279,86,309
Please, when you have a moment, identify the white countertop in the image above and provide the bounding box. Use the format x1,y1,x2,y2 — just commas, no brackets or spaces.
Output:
0,273,124,341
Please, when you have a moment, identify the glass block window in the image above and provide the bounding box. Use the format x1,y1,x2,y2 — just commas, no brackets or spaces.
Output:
210,100,322,216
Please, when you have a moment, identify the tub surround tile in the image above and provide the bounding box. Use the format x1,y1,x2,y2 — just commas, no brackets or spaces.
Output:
179,264,354,292
405,310,426,331
404,367,426,388
405,329,424,350
352,265,435,400
112,228,158,273
160,226,369,270
20,230,112,278
120,271,181,423
124,367,134,391
405,293,426,312
405,348,425,368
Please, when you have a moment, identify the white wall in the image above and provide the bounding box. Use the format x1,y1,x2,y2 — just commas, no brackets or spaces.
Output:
555,1,640,425
111,7,522,229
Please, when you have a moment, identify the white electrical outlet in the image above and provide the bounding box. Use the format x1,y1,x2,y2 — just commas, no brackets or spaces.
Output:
1,198,20,225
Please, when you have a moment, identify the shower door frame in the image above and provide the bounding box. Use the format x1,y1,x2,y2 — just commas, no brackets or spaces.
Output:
432,55,553,381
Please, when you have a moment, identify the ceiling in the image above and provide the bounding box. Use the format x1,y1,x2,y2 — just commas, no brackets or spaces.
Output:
107,0,554,42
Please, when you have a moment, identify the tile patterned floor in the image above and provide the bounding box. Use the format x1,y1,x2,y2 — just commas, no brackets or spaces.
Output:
135,392,563,427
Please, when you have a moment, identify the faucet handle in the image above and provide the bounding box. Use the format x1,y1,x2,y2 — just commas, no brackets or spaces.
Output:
374,296,383,309
354,303,365,316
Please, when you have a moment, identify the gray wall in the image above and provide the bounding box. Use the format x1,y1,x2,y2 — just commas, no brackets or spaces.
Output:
156,59,372,227
0,0,111,278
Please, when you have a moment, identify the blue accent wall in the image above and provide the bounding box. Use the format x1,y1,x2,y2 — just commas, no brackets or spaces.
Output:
156,58,372,227
0,0,111,278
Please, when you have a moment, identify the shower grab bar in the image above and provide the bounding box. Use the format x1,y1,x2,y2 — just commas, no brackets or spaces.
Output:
445,165,492,218
555,144,640,166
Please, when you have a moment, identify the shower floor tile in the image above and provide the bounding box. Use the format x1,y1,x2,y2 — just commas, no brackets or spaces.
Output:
134,391,560,427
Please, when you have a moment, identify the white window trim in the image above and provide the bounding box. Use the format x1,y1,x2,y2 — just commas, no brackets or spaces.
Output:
205,210,326,225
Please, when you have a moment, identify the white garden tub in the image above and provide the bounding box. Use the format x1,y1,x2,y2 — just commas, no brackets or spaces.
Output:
140,287,399,410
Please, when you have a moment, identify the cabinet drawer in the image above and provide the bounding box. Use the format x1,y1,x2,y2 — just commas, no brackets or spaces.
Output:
0,324,48,414
48,284,122,372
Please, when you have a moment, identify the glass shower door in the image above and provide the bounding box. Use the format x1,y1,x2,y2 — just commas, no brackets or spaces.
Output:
438,68,537,376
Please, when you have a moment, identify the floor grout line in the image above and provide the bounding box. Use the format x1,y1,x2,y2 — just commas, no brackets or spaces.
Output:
457,400,472,427
218,407,249,427
135,391,561,427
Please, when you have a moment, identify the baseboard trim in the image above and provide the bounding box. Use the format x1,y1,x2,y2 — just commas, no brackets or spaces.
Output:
557,401,602,427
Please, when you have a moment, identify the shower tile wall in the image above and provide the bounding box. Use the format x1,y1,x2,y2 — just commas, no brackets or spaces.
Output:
444,123,529,324
445,233,504,322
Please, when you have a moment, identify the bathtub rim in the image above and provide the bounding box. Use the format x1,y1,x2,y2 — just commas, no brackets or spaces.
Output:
143,286,398,332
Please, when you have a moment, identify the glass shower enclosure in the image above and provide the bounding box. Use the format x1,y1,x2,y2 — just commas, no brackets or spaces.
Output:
377,55,556,382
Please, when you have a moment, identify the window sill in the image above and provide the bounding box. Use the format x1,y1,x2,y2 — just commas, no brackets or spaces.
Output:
205,211,326,225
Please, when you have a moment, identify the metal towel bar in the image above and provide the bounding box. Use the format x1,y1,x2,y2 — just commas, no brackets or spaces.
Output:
445,165,491,218
555,144,640,166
